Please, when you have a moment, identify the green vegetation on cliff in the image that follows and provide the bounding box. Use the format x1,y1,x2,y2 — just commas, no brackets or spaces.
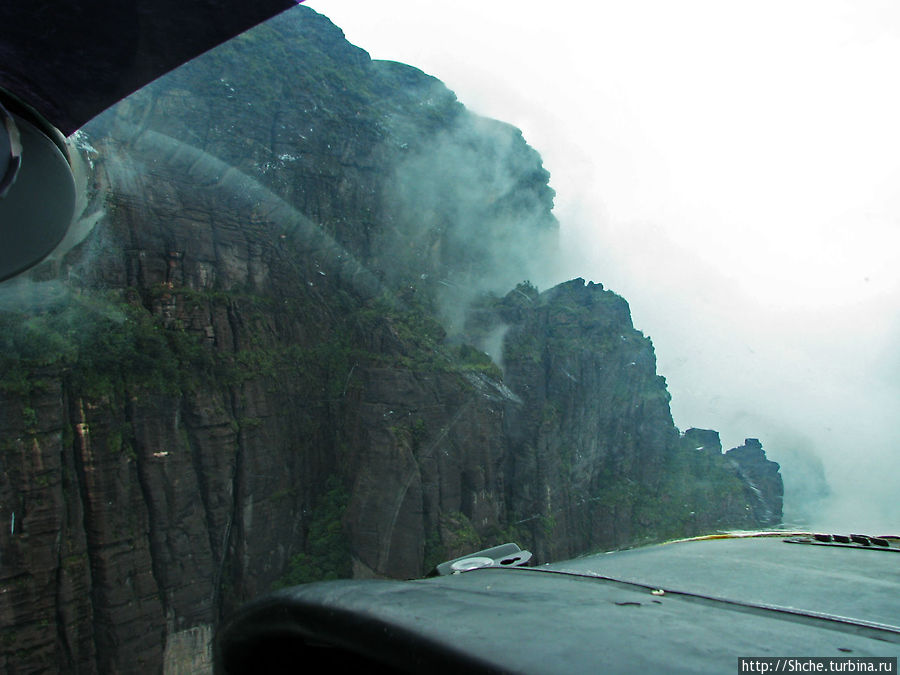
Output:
0,6,782,672
273,476,351,588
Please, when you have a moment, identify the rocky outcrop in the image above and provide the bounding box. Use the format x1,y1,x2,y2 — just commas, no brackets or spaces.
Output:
461,280,778,561
0,5,782,672
727,438,784,526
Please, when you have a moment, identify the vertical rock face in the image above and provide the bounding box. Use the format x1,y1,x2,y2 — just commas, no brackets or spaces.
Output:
727,439,784,526
0,382,97,671
0,6,782,672
465,280,777,561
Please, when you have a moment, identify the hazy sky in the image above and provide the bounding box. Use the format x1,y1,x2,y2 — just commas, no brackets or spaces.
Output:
304,0,899,531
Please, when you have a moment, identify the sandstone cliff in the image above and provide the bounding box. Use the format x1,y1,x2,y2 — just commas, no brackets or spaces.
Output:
0,6,781,672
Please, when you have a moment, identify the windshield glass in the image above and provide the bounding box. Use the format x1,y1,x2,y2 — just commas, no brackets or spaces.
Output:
1,1,897,671
303,0,900,534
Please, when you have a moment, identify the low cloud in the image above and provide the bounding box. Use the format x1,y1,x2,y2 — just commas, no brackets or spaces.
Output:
381,111,559,332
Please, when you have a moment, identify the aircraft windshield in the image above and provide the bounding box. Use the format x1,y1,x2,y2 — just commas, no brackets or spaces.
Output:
1,1,897,671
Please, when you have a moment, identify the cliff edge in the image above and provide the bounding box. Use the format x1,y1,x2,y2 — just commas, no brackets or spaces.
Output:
0,6,781,672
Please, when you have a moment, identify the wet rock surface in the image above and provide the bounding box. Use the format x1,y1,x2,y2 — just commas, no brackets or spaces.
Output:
0,6,781,671
727,438,784,526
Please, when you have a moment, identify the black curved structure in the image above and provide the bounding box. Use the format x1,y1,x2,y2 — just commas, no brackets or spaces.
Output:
215,535,900,674
0,0,297,282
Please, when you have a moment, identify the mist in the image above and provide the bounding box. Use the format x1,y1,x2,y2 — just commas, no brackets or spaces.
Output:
383,110,558,331
307,0,900,533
